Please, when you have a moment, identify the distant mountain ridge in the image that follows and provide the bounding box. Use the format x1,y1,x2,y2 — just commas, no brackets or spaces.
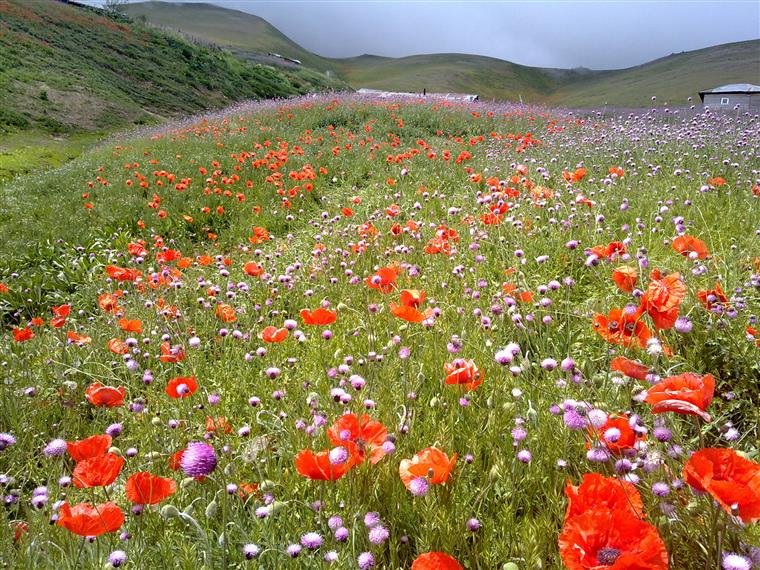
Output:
123,1,760,107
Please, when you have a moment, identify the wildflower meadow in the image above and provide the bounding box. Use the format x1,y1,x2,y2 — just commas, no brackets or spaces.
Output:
0,94,759,569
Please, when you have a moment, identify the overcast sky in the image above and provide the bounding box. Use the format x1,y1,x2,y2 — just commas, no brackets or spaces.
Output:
104,1,759,69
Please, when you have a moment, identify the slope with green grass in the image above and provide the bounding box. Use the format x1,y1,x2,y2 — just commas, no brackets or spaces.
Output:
124,1,760,107
123,1,331,70
0,0,345,178
544,40,760,107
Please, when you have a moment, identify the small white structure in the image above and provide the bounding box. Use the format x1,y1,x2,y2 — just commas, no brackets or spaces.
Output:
699,84,760,111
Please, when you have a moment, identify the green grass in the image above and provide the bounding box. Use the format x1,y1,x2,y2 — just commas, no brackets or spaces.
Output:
0,130,102,181
124,1,760,107
0,95,758,569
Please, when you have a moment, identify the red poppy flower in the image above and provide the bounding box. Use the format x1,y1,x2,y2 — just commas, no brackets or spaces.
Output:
159,341,185,363
593,307,651,348
366,266,399,293
645,373,714,421
300,308,337,326
68,434,112,462
105,265,142,282
125,472,177,505
697,282,728,311
52,304,71,318
295,449,353,481
412,552,463,570
747,326,760,347
248,226,270,244
165,376,198,399
108,338,128,355
205,416,233,434
611,266,638,293
73,453,125,488
564,473,644,523
385,203,401,217
390,302,434,323
118,318,143,333
610,357,651,381
563,167,587,183
261,326,288,343
12,328,34,342
672,235,709,259
327,413,388,464
168,449,184,470
444,359,483,391
399,447,457,491
590,241,627,260
683,448,760,523
243,261,264,277
640,270,686,329
589,414,645,455
67,331,92,345
559,507,668,569
57,502,125,537
85,383,126,407
98,293,122,315
399,289,426,308
215,303,237,323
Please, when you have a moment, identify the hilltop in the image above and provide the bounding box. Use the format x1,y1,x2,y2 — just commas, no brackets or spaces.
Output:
124,1,760,106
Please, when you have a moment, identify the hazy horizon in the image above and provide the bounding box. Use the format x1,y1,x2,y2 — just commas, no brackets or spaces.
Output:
88,0,760,70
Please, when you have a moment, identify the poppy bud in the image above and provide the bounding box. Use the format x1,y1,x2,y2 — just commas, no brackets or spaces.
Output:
205,500,218,519
160,505,180,519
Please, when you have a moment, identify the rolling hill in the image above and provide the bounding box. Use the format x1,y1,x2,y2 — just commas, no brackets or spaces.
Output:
124,1,760,107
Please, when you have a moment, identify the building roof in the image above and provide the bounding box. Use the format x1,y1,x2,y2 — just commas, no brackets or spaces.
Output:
699,83,760,101
357,88,478,102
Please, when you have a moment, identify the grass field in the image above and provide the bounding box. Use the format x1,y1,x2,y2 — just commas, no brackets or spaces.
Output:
0,94,758,569
124,2,760,107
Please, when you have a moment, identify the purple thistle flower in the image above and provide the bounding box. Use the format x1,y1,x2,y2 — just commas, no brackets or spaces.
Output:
243,544,260,559
466,518,481,531
722,553,753,570
0,433,16,451
301,532,323,550
286,544,302,558
409,477,429,497
368,525,389,545
335,527,349,542
109,551,127,567
180,442,217,477
358,552,376,569
363,512,381,527
43,438,68,457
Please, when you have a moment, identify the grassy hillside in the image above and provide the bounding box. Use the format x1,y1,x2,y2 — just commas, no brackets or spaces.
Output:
330,53,564,101
124,1,760,107
0,0,346,178
545,40,760,107
123,1,331,70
